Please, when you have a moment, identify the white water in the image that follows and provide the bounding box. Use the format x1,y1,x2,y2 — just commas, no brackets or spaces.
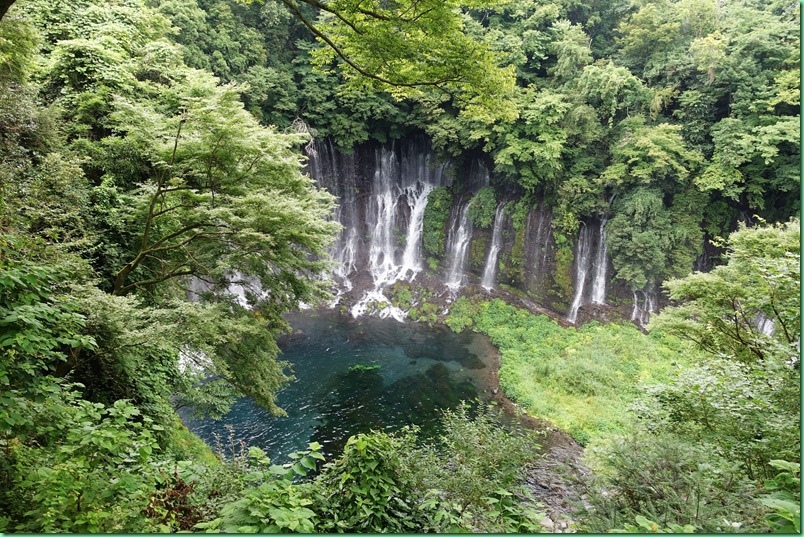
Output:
631,289,657,327
349,142,451,320
306,139,360,290
397,182,434,281
445,202,473,291
567,223,592,324
754,311,776,337
481,203,506,290
366,147,400,288
349,288,407,322
591,216,608,304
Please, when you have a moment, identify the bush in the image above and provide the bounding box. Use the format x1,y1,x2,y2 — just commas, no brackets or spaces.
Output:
7,393,163,533
468,186,497,228
444,296,476,332
313,431,428,533
195,405,545,533
760,460,801,533
578,434,762,533
412,404,541,509
423,187,453,257
636,358,800,481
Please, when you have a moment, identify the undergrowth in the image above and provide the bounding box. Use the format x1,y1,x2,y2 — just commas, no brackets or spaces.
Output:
446,298,697,446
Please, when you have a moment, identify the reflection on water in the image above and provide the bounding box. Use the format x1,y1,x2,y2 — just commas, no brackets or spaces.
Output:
181,310,494,461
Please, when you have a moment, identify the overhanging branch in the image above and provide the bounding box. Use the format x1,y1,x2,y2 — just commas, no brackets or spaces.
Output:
281,0,460,89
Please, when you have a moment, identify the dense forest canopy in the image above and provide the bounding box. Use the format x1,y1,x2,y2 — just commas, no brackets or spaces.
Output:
0,0,799,533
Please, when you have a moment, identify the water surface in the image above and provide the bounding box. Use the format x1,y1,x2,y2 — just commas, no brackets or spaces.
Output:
182,310,496,461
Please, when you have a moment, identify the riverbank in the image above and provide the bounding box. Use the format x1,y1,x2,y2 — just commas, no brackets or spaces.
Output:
468,323,588,532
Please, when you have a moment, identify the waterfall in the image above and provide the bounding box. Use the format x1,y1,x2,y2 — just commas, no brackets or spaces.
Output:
397,181,434,281
328,139,451,320
754,311,776,336
481,203,506,290
531,208,547,276
631,288,657,327
590,216,608,304
306,139,360,291
444,201,473,291
366,146,401,287
524,202,554,293
567,223,592,324
467,159,491,190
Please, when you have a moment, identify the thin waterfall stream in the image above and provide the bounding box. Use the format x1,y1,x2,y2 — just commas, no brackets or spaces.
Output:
445,201,474,291
481,203,506,290
567,223,592,324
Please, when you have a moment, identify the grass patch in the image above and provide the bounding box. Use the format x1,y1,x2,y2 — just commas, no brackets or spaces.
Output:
167,413,221,465
446,298,697,446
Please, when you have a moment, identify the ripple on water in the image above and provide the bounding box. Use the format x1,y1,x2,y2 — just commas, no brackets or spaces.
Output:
181,310,496,461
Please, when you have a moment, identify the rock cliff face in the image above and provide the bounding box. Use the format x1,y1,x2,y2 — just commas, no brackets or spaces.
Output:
306,135,664,326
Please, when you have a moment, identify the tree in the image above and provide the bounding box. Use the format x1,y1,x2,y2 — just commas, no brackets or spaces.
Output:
642,220,801,478
652,219,800,363
264,0,518,122
5,0,339,418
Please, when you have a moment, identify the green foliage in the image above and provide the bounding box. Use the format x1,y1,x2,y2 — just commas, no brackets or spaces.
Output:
760,460,801,533
491,87,573,191
553,239,574,298
0,14,37,84
635,357,799,480
312,431,429,532
445,297,475,333
640,221,801,481
422,186,452,258
0,0,800,532
600,118,704,189
408,300,439,326
469,232,487,269
346,363,380,373
6,391,163,533
386,281,414,310
197,442,325,533
467,186,497,228
305,0,518,123
653,219,800,364
580,434,760,533
576,61,650,125
445,299,694,445
412,403,543,531
191,407,543,533
0,240,95,389
606,187,706,289
610,515,697,533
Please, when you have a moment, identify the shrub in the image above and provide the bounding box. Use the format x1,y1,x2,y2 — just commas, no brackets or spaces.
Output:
468,186,497,228
313,431,429,533
578,434,762,533
423,187,453,257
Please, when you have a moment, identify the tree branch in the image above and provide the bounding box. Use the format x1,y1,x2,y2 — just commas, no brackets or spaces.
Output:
768,294,793,344
119,268,196,295
113,221,215,295
147,229,236,256
281,0,460,88
142,119,185,251
151,202,199,219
